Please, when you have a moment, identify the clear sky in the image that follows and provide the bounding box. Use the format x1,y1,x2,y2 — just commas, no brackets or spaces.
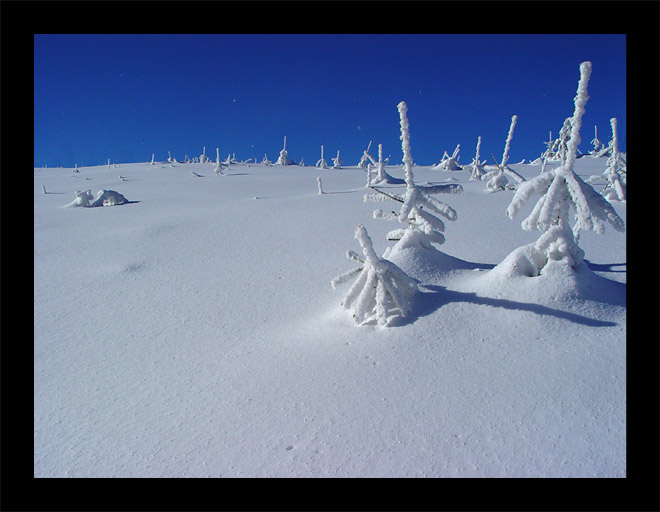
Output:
34,34,626,168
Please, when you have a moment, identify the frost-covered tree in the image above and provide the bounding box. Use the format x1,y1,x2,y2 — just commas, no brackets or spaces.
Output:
262,153,272,165
275,136,294,165
369,101,462,250
357,140,373,169
600,118,626,201
316,145,328,169
434,144,462,170
214,148,227,175
331,224,418,326
467,136,487,181
332,150,343,169
316,176,324,194
502,62,625,276
150,154,155,165
590,125,602,154
199,147,209,164
481,115,525,192
365,143,394,184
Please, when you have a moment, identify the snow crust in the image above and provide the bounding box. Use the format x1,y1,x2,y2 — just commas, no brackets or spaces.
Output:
34,156,625,477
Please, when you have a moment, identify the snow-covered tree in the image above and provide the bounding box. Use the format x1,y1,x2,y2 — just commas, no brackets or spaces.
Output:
275,136,294,165
316,176,324,194
357,140,373,169
481,115,525,192
331,224,418,326
369,101,462,250
600,118,626,201
150,154,155,165
316,145,328,169
433,144,462,170
365,143,394,184
262,153,272,165
332,150,343,169
467,136,487,181
502,62,624,276
214,148,227,175
590,125,602,154
199,147,209,164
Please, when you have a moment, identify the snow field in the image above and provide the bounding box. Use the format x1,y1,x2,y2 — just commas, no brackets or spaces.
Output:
34,157,625,477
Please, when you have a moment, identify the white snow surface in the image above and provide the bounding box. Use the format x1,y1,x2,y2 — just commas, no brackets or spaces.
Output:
34,157,625,477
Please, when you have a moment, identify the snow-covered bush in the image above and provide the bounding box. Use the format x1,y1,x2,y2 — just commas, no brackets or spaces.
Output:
433,145,462,171
501,62,624,277
316,145,328,169
600,118,626,201
262,153,272,165
199,147,210,164
467,136,487,181
369,101,462,250
481,115,526,192
64,189,94,207
89,189,128,207
331,224,418,326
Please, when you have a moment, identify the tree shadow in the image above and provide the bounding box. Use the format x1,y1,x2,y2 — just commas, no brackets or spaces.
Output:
584,259,627,273
388,284,619,328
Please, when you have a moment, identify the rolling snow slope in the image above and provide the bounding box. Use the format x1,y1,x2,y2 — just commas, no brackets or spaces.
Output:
34,156,625,477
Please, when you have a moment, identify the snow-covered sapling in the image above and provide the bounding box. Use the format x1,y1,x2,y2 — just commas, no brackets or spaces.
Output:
214,147,227,175
357,140,373,169
590,125,602,154
467,136,487,181
317,176,324,194
502,62,625,276
434,144,462,171
369,101,462,250
332,150,343,169
600,118,626,201
481,115,525,192
316,145,328,169
365,144,394,184
275,136,293,165
262,153,272,165
331,225,418,326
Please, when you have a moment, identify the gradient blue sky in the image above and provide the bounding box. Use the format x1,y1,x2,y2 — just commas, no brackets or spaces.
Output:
34,34,625,168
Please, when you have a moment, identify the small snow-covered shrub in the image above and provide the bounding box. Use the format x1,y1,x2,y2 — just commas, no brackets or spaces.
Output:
331,225,418,326
357,141,372,169
199,147,210,164
589,125,602,154
64,189,95,208
89,189,128,207
433,145,462,171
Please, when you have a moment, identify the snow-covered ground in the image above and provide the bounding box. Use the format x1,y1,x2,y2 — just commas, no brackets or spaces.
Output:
34,155,625,477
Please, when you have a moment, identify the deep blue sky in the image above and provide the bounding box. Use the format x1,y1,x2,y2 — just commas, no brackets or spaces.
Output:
34,34,625,168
